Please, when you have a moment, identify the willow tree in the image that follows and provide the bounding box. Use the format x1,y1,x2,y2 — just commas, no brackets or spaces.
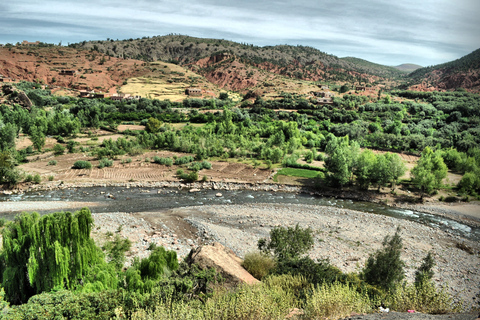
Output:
0,208,115,304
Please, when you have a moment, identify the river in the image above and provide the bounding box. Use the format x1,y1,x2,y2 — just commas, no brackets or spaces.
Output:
1,186,478,241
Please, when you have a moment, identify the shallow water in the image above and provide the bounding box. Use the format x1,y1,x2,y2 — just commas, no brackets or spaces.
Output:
1,186,479,241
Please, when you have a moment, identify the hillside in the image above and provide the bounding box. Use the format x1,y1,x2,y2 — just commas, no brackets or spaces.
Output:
0,45,222,100
70,35,407,92
408,48,480,92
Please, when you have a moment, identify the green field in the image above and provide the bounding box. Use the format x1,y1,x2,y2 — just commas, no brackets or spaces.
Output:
275,168,322,179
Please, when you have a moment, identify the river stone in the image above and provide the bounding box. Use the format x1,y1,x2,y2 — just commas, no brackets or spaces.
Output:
216,193,223,197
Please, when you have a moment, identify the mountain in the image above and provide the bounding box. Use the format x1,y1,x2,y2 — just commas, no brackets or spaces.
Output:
70,35,406,92
408,49,480,92
393,63,422,73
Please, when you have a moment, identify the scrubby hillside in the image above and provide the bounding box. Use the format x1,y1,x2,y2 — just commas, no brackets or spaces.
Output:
408,48,480,92
0,45,222,100
70,35,407,92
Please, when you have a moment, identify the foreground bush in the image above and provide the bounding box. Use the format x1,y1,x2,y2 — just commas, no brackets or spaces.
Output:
131,279,298,320
72,160,92,169
242,251,276,280
387,280,458,314
304,282,373,319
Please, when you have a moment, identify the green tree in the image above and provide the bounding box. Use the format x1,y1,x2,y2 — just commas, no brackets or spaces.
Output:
0,150,20,186
414,251,435,286
29,125,46,152
354,149,376,189
324,135,359,187
363,227,405,292
145,117,162,133
0,208,117,304
0,123,17,151
102,235,131,271
258,224,314,260
411,147,448,197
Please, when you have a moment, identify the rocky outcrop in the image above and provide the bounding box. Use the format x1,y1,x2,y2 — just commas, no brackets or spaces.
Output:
186,242,260,286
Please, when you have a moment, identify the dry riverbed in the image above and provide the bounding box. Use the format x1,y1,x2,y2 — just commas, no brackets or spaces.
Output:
1,200,478,310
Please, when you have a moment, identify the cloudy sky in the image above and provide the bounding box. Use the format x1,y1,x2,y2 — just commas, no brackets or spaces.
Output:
1,0,479,66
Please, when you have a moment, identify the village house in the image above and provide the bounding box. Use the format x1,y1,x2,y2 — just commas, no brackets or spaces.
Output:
93,92,111,99
79,90,94,98
355,86,377,92
312,91,335,98
0,75,13,83
59,70,77,76
111,93,141,101
185,88,202,96
316,97,333,105
21,40,40,46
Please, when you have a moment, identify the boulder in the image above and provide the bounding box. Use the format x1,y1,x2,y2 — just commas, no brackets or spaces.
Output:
186,242,259,286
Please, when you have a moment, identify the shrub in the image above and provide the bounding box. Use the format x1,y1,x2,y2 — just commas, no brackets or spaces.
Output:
387,280,457,313
174,156,194,165
242,252,276,280
304,282,373,319
33,174,42,184
258,224,314,260
53,144,65,155
188,161,212,171
126,158,132,163
73,160,92,169
363,227,405,292
24,174,34,182
153,156,173,166
98,158,114,169
415,251,435,286
48,175,54,181
67,140,79,153
48,160,57,166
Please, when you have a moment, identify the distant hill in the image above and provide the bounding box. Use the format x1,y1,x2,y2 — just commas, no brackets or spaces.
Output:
393,63,422,73
341,57,406,78
408,49,480,92
70,35,406,92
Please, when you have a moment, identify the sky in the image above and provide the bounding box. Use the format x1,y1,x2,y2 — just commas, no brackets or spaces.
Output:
1,0,479,67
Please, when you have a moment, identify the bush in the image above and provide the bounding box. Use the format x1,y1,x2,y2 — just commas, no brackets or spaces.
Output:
258,224,314,260
48,175,54,181
415,251,435,286
188,161,212,171
53,143,65,155
33,174,42,184
73,160,92,169
174,156,194,165
24,174,34,182
363,227,405,292
387,280,457,313
242,252,276,280
67,140,79,153
98,158,114,168
153,156,173,166
304,282,373,319
48,160,57,166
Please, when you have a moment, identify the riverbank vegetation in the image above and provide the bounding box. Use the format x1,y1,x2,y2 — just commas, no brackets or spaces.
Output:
0,209,461,319
1,82,479,199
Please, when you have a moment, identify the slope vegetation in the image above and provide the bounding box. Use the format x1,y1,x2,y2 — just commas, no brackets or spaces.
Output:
408,48,480,92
